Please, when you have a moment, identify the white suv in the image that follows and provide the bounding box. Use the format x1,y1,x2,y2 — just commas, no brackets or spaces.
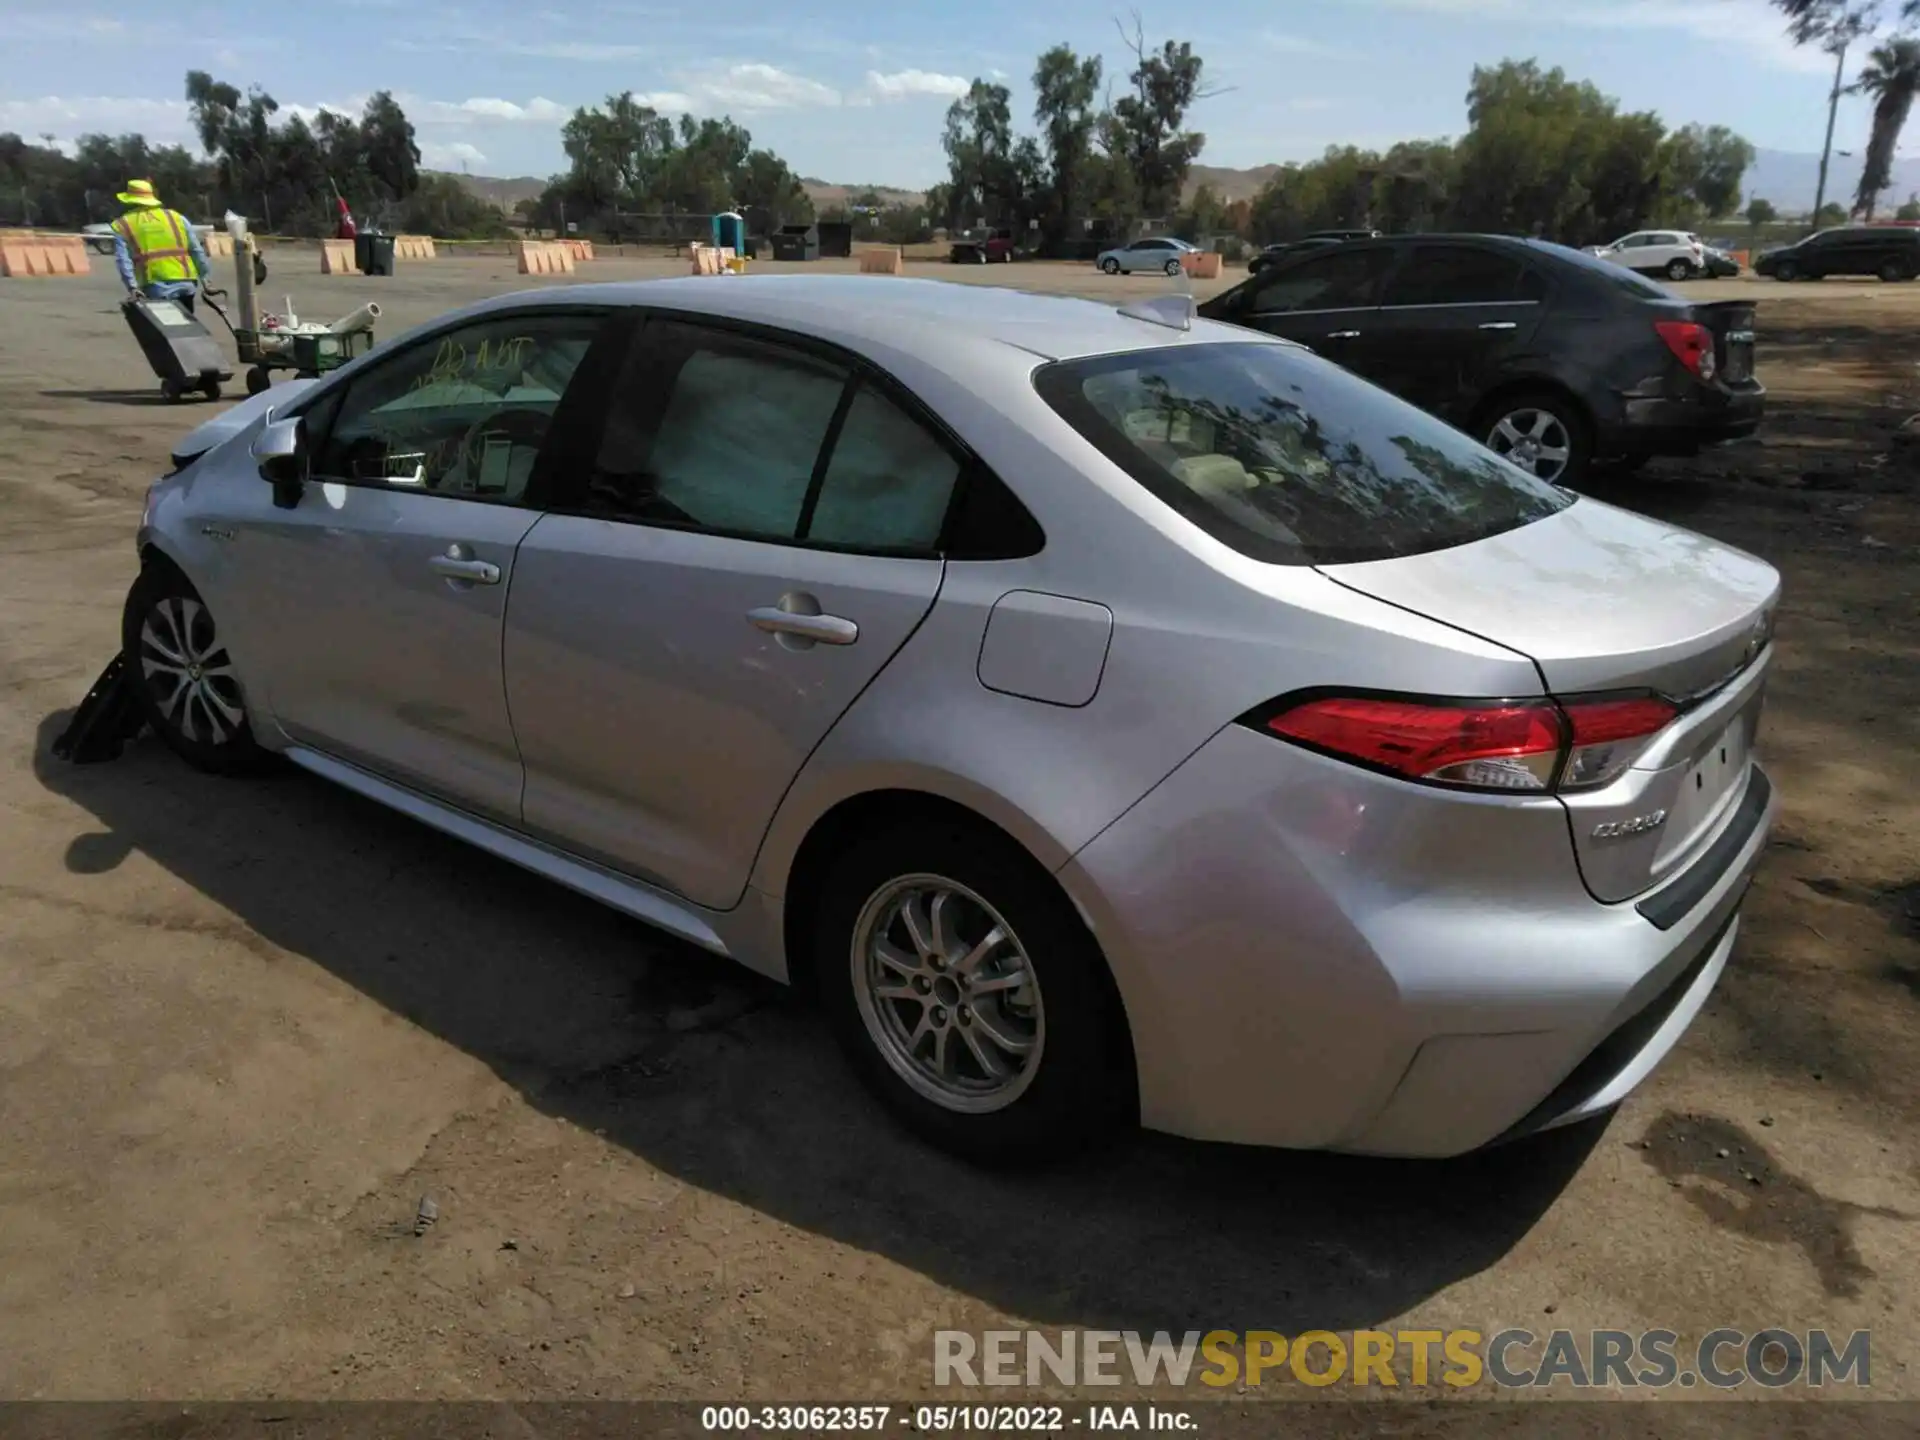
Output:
1593,230,1706,281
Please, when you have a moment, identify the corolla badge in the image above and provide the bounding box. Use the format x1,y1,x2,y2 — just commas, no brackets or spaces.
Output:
1593,810,1668,840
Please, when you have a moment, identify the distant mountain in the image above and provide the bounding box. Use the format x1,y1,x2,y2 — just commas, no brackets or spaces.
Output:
434,172,546,212
1744,148,1920,213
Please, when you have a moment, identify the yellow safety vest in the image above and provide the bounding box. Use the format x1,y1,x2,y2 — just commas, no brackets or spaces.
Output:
113,207,201,287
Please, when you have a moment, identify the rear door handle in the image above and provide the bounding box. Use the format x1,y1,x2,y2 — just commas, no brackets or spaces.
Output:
429,544,500,585
1326,329,1361,339
1479,321,1517,331
749,607,858,646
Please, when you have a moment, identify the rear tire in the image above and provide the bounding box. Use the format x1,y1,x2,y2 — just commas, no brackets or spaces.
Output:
814,817,1134,1167
1665,258,1694,281
1477,389,1593,490
1773,260,1799,282
1878,258,1913,282
121,564,274,776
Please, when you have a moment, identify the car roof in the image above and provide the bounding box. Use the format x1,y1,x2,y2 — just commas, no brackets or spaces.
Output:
463,274,1266,364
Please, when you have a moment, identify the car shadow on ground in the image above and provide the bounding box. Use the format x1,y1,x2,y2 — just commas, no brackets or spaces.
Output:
31,710,1602,1335
37,388,196,408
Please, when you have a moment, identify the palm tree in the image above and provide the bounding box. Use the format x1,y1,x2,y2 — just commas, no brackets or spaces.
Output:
1852,37,1920,220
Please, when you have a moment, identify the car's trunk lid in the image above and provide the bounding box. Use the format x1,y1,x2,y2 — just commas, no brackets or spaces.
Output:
1688,298,1757,386
1318,498,1780,904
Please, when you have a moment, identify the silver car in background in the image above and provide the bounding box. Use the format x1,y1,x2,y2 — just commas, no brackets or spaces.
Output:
130,275,1779,1165
1096,236,1197,275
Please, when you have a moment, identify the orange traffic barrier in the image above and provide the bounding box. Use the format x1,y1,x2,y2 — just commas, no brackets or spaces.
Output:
563,238,594,261
202,232,234,259
689,243,736,275
0,232,91,277
321,239,358,275
516,240,576,276
395,235,437,260
859,247,905,275
1181,251,1223,279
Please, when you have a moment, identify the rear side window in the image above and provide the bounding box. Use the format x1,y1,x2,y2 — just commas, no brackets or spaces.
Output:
1033,341,1572,566
1382,245,1529,306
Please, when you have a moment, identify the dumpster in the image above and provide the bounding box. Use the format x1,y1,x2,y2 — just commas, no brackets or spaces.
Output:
770,224,819,261
816,220,853,259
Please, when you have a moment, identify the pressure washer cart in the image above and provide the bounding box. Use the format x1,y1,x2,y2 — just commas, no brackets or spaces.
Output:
213,217,380,395
122,292,233,402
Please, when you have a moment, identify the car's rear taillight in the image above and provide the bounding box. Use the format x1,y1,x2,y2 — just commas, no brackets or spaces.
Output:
1656,319,1718,382
1559,695,1679,790
1255,692,1678,794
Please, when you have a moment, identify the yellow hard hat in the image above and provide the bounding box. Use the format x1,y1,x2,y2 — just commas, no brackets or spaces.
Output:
117,179,162,207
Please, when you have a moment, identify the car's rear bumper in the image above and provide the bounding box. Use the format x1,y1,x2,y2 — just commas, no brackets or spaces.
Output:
1058,723,1777,1157
1604,385,1765,456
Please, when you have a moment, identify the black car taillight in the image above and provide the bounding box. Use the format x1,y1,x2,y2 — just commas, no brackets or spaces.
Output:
1655,320,1718,382
1250,692,1678,794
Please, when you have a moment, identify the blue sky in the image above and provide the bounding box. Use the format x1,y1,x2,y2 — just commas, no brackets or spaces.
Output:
0,0,1894,187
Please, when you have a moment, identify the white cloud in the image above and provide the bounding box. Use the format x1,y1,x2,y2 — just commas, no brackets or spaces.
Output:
421,96,572,124
682,63,842,110
421,140,488,167
865,69,970,101
0,95,196,147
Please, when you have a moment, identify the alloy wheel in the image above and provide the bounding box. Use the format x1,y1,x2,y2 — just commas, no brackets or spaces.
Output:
1488,407,1574,484
851,874,1045,1114
138,596,244,746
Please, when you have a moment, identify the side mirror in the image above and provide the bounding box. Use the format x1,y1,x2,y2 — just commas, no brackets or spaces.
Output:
252,416,305,508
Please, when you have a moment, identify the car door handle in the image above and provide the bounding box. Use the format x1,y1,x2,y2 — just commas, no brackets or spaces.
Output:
429,550,500,585
1479,321,1518,331
748,607,859,645
1326,329,1362,339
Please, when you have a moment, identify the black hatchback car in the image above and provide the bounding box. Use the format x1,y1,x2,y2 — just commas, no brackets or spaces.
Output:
1753,225,1920,281
1197,233,1763,487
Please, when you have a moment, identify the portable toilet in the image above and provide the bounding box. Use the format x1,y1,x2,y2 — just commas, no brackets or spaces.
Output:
712,211,746,254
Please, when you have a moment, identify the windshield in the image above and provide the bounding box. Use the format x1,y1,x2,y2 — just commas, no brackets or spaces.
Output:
1034,341,1573,566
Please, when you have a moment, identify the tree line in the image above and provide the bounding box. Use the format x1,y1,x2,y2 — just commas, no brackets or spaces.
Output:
0,71,512,237
519,95,816,238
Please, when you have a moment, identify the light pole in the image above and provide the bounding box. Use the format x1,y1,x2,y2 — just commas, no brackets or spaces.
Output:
1812,36,1850,229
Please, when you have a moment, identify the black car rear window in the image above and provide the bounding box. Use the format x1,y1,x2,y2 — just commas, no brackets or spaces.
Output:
1034,341,1572,566
1533,240,1674,299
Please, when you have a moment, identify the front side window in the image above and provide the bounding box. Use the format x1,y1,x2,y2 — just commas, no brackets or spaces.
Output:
1034,341,1572,566
1248,246,1396,314
312,312,603,501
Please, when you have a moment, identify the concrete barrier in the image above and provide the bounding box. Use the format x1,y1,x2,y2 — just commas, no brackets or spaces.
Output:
0,232,91,277
564,238,594,261
516,240,576,276
689,243,736,275
202,232,234,259
858,247,905,275
395,235,437,260
321,239,358,275
1181,251,1223,279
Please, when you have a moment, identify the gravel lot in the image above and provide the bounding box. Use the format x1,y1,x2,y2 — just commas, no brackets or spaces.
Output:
0,252,1915,1406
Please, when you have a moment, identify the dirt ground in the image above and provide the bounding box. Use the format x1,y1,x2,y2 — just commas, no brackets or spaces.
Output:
0,254,1915,1407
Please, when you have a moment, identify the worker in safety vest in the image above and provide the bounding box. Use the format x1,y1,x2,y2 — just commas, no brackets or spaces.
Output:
111,179,212,313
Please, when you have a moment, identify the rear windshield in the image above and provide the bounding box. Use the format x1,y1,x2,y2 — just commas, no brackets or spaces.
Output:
1533,240,1674,299
1033,341,1572,565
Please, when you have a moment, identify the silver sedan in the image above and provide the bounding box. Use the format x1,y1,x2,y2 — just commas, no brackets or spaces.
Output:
130,275,1779,1165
